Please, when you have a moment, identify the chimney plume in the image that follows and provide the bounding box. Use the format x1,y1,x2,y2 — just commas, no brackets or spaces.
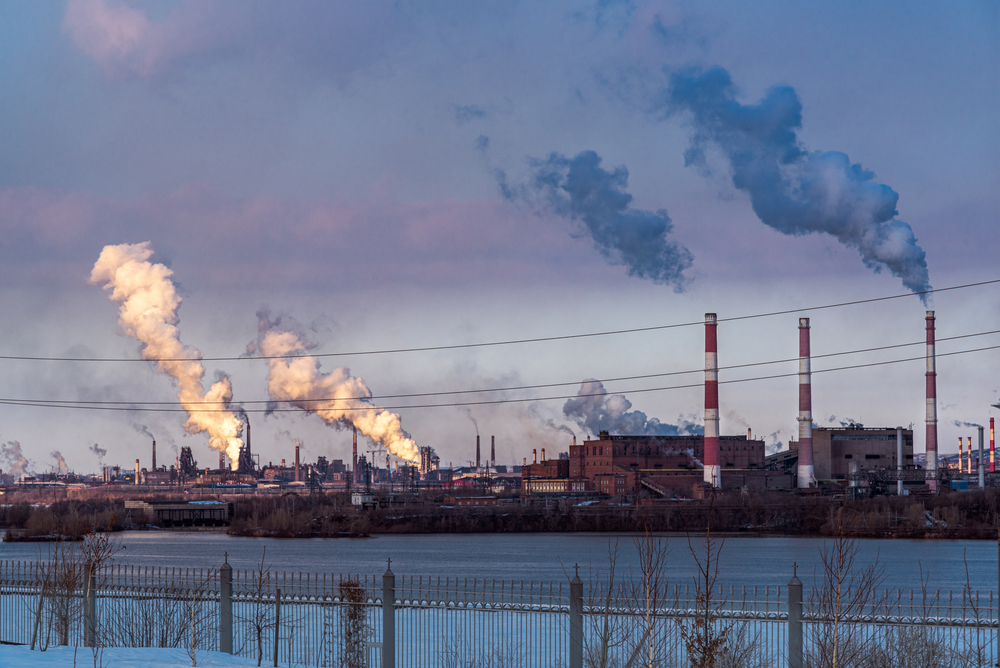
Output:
925,311,938,491
703,313,721,487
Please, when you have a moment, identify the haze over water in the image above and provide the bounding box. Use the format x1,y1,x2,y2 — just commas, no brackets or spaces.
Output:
2,532,994,596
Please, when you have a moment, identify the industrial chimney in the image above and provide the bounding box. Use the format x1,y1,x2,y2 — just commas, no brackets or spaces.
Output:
152,440,156,471
353,426,358,484
541,448,545,462
991,418,995,473
219,452,225,471
958,436,964,474
797,318,816,488
532,449,537,464
925,311,938,491
978,427,985,488
135,458,140,486
704,313,720,488
491,435,495,468
295,444,300,483
476,435,481,470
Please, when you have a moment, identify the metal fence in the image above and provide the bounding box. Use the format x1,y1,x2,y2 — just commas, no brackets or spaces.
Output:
1,557,998,667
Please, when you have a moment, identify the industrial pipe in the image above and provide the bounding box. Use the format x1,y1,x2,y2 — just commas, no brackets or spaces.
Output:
704,313,721,488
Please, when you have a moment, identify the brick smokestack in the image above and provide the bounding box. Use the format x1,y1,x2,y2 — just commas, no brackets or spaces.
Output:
925,311,938,491
476,435,480,470
704,313,720,488
353,426,358,484
991,417,995,473
152,440,156,471
491,435,495,467
797,318,816,488
219,452,225,471
135,458,140,486
295,444,300,483
958,437,964,473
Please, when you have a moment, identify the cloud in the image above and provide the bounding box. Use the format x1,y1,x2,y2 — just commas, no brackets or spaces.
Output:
562,379,702,437
663,66,931,298
453,104,488,125
499,150,693,290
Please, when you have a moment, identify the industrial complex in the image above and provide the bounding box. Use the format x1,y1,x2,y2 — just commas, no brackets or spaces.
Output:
3,310,995,506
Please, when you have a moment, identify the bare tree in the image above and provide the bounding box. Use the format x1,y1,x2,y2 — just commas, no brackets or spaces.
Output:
338,577,368,668
806,505,885,668
238,548,276,667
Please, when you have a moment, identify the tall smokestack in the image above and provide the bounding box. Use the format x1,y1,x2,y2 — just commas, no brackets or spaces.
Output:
978,427,985,488
969,436,974,474
152,440,156,471
491,436,495,467
541,448,545,462
219,452,225,471
476,435,481,470
925,311,938,491
532,449,537,464
353,426,358,484
991,417,995,473
958,437,964,474
135,458,140,486
704,313,720,487
797,318,815,488
295,444,300,483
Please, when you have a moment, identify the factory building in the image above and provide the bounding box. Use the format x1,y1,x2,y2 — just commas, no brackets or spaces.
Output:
781,425,914,481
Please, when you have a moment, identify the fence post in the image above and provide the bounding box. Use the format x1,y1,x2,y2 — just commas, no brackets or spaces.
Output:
83,567,96,648
788,563,802,668
273,587,281,668
219,553,232,654
570,563,583,668
383,559,396,668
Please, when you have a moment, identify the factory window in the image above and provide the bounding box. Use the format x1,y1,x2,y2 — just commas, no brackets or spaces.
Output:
865,454,880,460
844,454,853,459
614,446,618,455
656,446,659,455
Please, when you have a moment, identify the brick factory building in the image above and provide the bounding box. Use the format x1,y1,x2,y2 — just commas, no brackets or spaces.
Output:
783,425,914,481
522,430,777,498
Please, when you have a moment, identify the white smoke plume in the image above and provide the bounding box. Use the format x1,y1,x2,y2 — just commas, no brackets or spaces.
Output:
1,441,30,479
90,242,244,468
250,310,420,463
51,451,69,475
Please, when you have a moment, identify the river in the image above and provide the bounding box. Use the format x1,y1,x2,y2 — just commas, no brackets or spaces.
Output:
2,531,996,596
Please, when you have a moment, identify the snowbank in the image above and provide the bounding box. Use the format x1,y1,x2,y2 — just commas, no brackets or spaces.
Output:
0,645,263,667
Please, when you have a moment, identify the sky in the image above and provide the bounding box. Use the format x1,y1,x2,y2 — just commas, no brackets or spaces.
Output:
0,0,997,476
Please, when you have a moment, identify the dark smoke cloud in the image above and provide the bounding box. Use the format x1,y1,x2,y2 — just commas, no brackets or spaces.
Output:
498,150,693,291
954,420,983,429
1,441,30,479
664,66,930,299
460,407,479,436
563,380,702,437
89,443,107,460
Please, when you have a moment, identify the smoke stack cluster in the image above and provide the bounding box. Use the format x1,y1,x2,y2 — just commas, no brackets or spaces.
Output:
925,311,938,491
703,313,720,487
797,318,815,488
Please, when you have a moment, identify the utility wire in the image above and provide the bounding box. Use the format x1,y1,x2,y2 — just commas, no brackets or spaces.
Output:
1,278,997,363
1,342,996,413
2,328,997,406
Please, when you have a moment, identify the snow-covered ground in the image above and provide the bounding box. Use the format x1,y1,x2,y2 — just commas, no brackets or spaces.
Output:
0,646,264,667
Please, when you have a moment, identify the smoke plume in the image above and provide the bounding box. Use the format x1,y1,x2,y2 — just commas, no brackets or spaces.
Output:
545,419,576,442
51,451,69,475
1,441,30,479
563,380,703,437
90,443,108,460
460,407,480,436
953,420,983,429
498,150,693,291
665,66,930,298
90,242,244,468
250,310,420,463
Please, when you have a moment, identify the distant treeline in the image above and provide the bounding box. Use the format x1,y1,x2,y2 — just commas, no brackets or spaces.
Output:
4,488,1000,541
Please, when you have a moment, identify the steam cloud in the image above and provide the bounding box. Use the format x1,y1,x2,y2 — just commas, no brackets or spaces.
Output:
563,380,703,437
1,441,30,479
90,242,244,468
665,66,930,298
51,451,69,475
499,150,693,291
250,311,420,463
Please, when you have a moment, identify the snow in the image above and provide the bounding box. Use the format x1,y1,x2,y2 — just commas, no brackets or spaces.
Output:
0,646,264,668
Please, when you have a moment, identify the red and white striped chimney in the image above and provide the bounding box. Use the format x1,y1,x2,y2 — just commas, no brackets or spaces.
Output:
925,311,938,491
797,318,816,488
704,313,720,487
991,417,995,473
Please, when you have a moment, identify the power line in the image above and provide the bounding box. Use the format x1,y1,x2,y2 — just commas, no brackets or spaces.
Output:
3,328,996,406
2,278,997,363
2,342,996,414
